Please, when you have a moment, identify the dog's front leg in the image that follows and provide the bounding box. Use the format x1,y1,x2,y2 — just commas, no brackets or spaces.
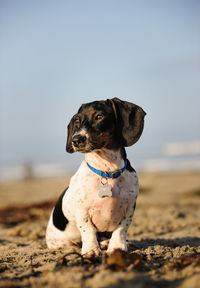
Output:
76,209,101,257
107,202,136,254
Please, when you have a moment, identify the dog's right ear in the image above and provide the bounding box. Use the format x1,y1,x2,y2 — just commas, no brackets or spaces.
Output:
66,117,75,153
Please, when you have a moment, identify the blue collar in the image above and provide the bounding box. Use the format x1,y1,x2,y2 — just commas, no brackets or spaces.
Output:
86,159,127,179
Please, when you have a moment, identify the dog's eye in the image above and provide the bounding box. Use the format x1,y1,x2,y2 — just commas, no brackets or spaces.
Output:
95,114,104,120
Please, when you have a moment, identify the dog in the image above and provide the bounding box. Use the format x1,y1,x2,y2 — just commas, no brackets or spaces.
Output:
46,97,146,256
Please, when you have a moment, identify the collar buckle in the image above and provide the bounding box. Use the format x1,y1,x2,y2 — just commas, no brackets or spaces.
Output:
111,171,121,178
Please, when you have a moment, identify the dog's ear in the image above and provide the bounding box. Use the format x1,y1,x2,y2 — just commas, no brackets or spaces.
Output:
66,117,75,153
110,97,146,147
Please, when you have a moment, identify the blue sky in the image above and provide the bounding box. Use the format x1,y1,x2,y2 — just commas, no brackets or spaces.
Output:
0,0,200,166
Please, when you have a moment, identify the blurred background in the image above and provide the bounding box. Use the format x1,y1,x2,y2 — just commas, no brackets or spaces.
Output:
0,0,200,181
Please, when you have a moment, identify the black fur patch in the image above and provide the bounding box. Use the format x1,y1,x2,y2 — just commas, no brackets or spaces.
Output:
53,188,69,231
120,148,136,173
126,159,136,173
97,231,112,240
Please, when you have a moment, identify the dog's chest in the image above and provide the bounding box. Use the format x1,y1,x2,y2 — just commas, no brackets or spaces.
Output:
88,178,132,232
68,161,138,232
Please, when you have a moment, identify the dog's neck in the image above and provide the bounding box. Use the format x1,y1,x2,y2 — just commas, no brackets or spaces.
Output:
85,148,125,172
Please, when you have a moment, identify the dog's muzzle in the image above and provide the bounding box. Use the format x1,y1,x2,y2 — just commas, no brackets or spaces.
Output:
72,135,87,149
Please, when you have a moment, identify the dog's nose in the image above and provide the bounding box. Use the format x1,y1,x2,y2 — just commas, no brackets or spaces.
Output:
72,135,86,148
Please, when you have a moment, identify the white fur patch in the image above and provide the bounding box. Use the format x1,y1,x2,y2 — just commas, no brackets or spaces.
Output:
73,128,89,138
46,148,138,256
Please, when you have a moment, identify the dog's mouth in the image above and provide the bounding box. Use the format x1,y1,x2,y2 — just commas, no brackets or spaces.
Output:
71,140,91,153
72,141,105,153
72,146,88,153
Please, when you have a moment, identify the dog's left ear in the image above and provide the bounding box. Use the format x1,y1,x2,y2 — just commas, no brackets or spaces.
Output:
109,97,146,147
66,117,75,153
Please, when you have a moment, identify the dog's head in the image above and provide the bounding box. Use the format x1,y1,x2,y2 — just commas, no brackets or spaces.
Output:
66,97,146,153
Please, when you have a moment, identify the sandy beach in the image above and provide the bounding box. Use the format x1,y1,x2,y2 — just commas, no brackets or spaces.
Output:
0,171,200,288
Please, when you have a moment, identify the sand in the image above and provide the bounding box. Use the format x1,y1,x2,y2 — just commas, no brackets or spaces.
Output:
0,171,200,288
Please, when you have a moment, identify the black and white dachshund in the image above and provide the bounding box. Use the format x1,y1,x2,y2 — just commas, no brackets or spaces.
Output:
46,97,146,256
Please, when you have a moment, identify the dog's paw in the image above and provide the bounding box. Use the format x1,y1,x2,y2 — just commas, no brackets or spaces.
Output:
107,241,127,255
82,245,101,258
100,239,109,250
